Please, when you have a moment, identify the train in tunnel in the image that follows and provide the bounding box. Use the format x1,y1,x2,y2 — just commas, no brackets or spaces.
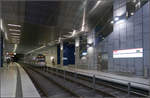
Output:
24,54,46,66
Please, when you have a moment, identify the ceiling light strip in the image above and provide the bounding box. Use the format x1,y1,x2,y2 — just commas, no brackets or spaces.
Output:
8,24,21,27
10,33,21,35
9,29,21,32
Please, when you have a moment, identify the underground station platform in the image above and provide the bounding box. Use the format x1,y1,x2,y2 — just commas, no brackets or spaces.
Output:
0,63,150,98
1,0,150,98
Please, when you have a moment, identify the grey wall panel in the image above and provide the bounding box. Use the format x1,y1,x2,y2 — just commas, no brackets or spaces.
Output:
127,58,135,73
119,59,125,72
135,40,143,48
108,39,113,45
108,57,114,72
134,58,144,76
122,59,127,70
127,17,134,33
134,24,143,40
114,39,119,49
120,42,127,49
143,33,150,50
113,28,120,40
96,1,150,76
143,17,150,33
144,50,150,67
143,2,150,18
126,36,134,48
134,7,142,18
120,34,126,43
108,33,113,41
134,24,142,34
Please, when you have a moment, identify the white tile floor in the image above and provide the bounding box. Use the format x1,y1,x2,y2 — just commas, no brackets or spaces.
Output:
0,63,40,98
0,64,17,97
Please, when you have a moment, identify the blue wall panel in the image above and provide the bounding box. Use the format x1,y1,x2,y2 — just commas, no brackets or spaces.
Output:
63,43,75,66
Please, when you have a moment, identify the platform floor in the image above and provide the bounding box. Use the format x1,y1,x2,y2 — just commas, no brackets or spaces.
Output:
0,63,40,98
48,65,150,91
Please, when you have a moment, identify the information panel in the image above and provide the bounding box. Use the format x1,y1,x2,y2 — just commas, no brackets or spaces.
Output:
113,48,143,58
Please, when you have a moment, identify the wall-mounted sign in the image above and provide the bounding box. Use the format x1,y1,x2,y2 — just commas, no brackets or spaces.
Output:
113,48,143,58
63,57,68,60
82,52,87,56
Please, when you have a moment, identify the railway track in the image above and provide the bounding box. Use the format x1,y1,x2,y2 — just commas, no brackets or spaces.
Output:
22,63,149,98
42,66,149,98
23,65,115,98
23,66,78,98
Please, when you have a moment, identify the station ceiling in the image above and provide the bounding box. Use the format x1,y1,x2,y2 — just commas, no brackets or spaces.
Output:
1,0,113,54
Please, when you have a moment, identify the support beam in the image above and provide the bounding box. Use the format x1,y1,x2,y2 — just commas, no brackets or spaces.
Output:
60,41,63,66
75,36,80,68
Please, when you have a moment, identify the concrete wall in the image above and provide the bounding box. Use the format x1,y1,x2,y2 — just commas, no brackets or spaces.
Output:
97,1,150,77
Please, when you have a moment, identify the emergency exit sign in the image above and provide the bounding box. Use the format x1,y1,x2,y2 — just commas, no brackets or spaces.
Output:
113,48,143,58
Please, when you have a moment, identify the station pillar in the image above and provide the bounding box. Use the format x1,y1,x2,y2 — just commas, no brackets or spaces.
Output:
60,41,63,66
87,31,97,70
75,36,80,69
0,1,3,67
0,34,3,67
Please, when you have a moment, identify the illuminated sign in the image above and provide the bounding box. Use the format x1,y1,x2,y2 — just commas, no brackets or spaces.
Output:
113,48,143,58
63,57,68,60
82,52,87,56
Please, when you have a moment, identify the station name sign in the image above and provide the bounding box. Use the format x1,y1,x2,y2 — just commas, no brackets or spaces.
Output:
113,48,143,58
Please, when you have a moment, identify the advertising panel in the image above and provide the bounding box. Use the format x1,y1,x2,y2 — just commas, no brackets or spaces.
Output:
113,48,143,58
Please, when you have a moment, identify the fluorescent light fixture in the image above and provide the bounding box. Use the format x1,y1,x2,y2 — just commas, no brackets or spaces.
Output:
113,48,143,58
26,45,46,54
89,0,101,14
88,38,93,44
9,29,21,32
114,17,119,21
72,30,76,37
11,37,20,39
0,19,9,40
0,19,3,31
8,24,21,27
63,57,68,60
50,56,54,60
12,39,20,41
116,19,126,24
111,21,114,24
4,32,9,40
10,33,21,35
81,25,85,32
61,46,63,50
137,1,141,6
131,12,134,16
75,42,79,47
75,37,80,47
11,36,20,38
133,0,136,3
82,52,87,56
81,6,86,32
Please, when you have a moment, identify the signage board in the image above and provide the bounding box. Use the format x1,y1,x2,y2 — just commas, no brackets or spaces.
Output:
113,48,143,58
